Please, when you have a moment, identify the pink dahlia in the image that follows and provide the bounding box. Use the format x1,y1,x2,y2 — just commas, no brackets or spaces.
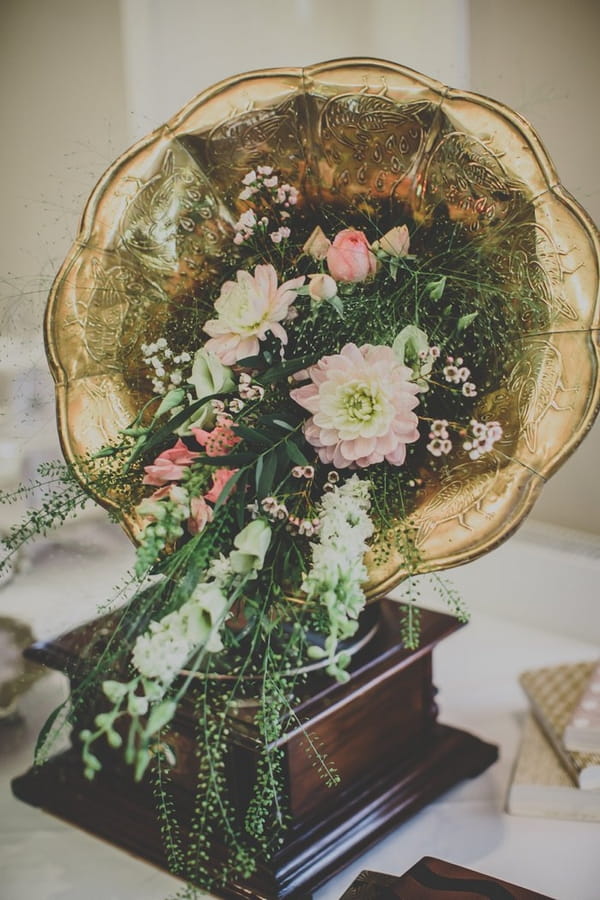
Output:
204,264,305,365
290,343,420,468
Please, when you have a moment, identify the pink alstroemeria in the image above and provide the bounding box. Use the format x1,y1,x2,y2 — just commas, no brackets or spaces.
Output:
188,496,214,535
148,483,184,502
192,420,241,458
205,467,238,504
142,439,200,486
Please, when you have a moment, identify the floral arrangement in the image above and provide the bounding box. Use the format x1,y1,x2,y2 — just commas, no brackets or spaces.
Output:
1,164,514,892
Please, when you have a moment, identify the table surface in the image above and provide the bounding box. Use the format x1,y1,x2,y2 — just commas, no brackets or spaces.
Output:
1,518,599,900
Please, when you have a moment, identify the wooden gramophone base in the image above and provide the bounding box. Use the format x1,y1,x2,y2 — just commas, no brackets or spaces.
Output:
13,723,496,899
12,602,498,899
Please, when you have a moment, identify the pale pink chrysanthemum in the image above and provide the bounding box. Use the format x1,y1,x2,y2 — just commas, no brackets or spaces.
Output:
204,264,304,365
290,343,421,468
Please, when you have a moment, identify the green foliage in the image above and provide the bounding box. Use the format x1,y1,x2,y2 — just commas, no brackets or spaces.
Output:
152,749,186,877
0,462,90,576
429,572,471,623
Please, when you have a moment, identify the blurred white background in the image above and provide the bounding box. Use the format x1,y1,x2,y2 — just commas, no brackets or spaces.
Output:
1,0,599,534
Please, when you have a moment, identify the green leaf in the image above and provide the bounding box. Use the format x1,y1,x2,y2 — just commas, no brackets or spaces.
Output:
134,748,152,782
456,311,479,332
254,455,264,493
82,750,102,777
256,354,317,386
234,354,263,368
34,700,69,763
94,712,116,730
426,275,446,300
261,417,294,431
214,467,245,511
145,700,177,737
336,651,352,669
326,295,344,318
154,387,186,418
256,451,278,499
91,446,120,459
285,441,309,466
233,423,273,446
107,729,123,748
193,451,256,467
233,469,250,529
328,666,350,684
102,680,128,703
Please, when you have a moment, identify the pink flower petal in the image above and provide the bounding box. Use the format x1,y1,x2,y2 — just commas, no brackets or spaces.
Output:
202,264,303,364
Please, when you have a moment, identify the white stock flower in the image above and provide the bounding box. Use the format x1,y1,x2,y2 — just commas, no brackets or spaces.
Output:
302,475,373,622
131,584,229,685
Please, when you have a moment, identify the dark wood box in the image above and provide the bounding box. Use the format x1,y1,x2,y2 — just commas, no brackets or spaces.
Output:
13,600,498,899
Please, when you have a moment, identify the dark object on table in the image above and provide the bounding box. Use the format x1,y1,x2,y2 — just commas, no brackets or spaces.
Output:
340,856,555,899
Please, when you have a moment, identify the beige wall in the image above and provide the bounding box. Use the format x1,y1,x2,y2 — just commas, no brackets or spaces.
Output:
0,0,128,467
470,0,600,532
120,0,469,142
0,0,128,350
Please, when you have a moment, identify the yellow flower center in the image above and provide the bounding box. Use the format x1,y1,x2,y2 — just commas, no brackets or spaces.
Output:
341,383,381,422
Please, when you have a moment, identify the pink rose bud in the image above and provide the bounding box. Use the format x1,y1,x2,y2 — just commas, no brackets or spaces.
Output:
303,225,331,260
308,273,337,302
372,224,410,257
326,229,377,283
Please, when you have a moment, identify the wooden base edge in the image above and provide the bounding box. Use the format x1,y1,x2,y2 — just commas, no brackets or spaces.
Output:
12,722,498,899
